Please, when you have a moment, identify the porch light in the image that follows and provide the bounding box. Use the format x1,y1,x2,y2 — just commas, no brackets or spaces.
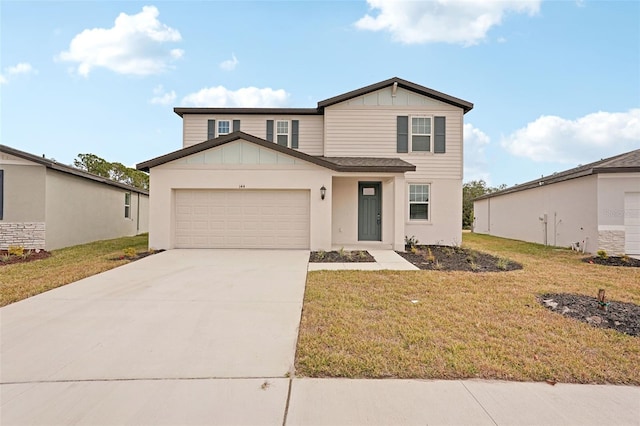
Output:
320,185,327,200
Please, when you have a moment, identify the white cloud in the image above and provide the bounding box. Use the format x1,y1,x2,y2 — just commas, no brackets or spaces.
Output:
502,109,640,164
149,84,176,105
57,5,183,76
0,62,37,84
219,54,239,71
355,0,540,46
464,123,492,182
181,86,289,107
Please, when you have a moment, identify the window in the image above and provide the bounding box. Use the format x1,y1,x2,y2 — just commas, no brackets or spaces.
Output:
411,117,431,152
409,184,429,220
276,120,289,146
124,192,131,219
218,120,230,136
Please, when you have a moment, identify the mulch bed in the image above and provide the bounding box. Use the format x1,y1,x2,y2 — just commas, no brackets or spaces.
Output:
396,245,523,272
540,293,640,337
309,250,375,263
582,256,640,267
0,249,52,266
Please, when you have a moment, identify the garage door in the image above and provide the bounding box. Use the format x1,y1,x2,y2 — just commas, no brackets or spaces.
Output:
174,189,310,249
625,192,640,255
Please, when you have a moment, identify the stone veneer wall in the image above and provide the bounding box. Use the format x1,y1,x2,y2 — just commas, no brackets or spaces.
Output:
0,222,46,250
597,230,625,255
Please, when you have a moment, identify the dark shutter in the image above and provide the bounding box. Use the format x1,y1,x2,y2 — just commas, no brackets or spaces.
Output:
397,116,408,153
207,120,216,140
233,120,240,132
291,120,299,149
266,120,274,142
434,116,446,153
0,169,3,220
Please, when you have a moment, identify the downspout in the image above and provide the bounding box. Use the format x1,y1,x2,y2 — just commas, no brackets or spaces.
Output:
136,192,140,234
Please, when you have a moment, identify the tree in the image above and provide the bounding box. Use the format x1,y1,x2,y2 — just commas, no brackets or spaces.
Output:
462,180,506,229
73,154,149,190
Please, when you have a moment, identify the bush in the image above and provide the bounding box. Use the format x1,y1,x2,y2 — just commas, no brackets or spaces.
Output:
8,246,24,257
596,250,608,260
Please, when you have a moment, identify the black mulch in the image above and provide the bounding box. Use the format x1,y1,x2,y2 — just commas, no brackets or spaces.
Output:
309,250,375,263
582,256,640,267
396,245,523,272
539,293,640,337
0,249,52,266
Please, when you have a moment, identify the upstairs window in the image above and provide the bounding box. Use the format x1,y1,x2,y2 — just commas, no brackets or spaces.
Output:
124,192,131,219
411,117,431,152
218,120,230,136
409,184,429,220
276,121,289,146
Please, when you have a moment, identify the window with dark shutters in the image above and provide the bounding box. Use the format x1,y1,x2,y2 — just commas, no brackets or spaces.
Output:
434,116,446,153
397,116,408,153
266,120,274,142
292,120,299,149
207,120,216,140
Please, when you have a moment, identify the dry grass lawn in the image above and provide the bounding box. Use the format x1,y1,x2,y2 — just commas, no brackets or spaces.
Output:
0,234,149,307
296,233,640,384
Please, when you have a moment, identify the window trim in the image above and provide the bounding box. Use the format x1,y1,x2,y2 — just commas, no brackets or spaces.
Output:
276,120,289,147
217,120,231,136
124,192,131,219
407,183,430,222
410,115,433,153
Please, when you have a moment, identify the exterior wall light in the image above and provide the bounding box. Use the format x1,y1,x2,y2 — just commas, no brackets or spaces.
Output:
320,185,327,200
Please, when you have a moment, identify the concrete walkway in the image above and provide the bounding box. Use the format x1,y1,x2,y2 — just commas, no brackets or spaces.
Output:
2,250,639,425
308,249,418,271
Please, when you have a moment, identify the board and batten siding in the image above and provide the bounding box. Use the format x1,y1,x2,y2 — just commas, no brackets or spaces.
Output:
182,114,324,156
323,87,464,180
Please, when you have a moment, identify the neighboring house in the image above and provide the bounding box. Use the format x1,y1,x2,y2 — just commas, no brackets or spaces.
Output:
137,77,473,251
473,149,640,256
0,145,149,251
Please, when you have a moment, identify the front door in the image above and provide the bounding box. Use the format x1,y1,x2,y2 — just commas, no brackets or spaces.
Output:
358,182,381,241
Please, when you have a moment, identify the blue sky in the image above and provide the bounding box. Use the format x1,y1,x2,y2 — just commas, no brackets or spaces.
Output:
1,0,639,186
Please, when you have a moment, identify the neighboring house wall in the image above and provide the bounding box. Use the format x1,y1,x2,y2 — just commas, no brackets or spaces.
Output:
182,114,324,155
44,169,149,250
148,139,332,250
0,156,47,249
474,176,599,252
597,173,640,255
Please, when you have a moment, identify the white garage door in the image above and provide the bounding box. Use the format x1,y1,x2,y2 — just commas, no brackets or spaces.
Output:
625,192,640,255
174,189,310,249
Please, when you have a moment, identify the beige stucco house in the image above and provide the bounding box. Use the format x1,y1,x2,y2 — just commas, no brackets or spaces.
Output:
137,77,473,251
0,145,149,251
473,149,640,255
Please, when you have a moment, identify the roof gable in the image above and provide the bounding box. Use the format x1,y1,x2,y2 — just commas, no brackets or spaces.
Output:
317,77,473,113
136,131,415,173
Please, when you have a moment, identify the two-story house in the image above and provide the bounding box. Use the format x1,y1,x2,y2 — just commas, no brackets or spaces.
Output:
137,77,473,251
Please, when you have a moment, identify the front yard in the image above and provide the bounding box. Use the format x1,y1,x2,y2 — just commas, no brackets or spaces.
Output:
0,234,149,307
296,233,640,384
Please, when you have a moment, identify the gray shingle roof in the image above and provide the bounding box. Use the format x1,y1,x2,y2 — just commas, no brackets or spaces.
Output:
0,144,148,195
475,149,640,200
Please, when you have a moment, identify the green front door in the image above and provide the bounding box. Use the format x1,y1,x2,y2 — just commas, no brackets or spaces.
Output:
358,182,381,241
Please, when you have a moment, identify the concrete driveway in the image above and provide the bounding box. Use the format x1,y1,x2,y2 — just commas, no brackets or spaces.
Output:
1,249,309,424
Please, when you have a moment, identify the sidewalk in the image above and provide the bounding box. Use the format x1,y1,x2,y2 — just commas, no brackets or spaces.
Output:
285,378,640,425
308,249,418,271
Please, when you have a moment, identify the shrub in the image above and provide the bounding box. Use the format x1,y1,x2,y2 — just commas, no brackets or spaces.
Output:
596,250,608,260
496,258,510,271
123,247,137,258
8,246,24,257
405,235,419,248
